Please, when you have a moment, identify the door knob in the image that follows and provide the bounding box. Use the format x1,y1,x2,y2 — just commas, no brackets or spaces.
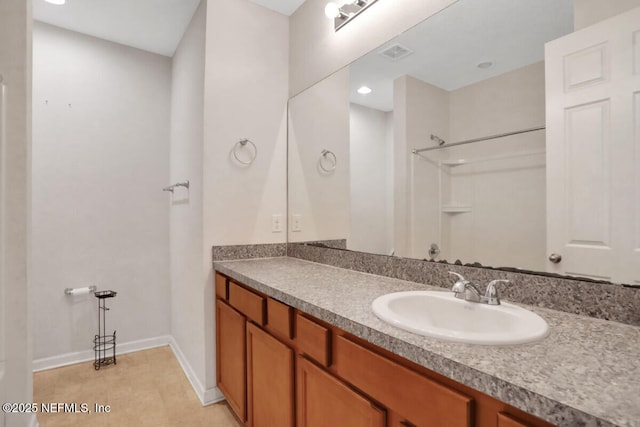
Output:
548,253,562,263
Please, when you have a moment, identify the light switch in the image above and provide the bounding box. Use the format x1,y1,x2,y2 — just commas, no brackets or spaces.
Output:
272,214,283,233
292,214,302,232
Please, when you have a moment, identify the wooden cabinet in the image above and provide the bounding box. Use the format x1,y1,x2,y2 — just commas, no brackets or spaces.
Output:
297,356,386,427
333,335,472,427
497,412,532,427
215,273,228,300
229,281,266,325
214,272,555,427
216,299,247,422
296,313,331,367
216,273,294,427
246,322,294,427
266,297,293,339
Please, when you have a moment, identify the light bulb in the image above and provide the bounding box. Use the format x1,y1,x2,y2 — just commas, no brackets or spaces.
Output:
324,2,340,19
357,86,372,95
44,0,66,4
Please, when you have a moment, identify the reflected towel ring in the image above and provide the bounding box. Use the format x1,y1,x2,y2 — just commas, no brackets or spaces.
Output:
233,138,257,165
319,149,337,173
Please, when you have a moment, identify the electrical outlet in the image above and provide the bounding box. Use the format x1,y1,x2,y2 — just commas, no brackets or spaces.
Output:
272,214,283,233
292,214,302,232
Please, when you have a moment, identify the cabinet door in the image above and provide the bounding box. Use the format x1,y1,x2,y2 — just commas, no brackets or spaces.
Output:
297,356,385,427
247,323,294,427
216,299,247,422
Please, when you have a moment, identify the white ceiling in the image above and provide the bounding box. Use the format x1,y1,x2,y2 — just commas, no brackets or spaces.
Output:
349,0,574,111
250,0,305,16
32,0,305,57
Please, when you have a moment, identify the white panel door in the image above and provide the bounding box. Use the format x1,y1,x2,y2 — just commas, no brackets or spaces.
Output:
546,7,640,285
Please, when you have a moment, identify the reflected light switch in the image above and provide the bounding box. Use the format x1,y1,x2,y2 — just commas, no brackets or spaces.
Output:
292,214,302,232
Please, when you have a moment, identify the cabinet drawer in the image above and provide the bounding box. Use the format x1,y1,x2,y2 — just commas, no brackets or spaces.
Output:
296,314,331,367
267,298,293,339
229,281,266,325
334,335,472,427
215,273,228,300
498,412,532,427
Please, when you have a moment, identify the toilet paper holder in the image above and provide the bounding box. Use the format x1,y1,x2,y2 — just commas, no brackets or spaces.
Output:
64,285,97,295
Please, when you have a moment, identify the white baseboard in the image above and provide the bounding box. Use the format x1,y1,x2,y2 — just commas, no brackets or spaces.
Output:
32,335,224,407
167,336,224,406
32,335,172,372
3,413,39,427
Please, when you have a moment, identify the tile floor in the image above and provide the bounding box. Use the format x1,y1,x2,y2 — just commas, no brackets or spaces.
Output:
33,346,243,427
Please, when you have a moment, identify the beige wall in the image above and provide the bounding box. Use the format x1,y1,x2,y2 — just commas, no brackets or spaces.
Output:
0,0,32,426
169,0,213,403
349,103,393,255
203,0,289,393
288,68,350,243
203,0,288,248
573,0,640,29
289,0,458,96
32,22,172,365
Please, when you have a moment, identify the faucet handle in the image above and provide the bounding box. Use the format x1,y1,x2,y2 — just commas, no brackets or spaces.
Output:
448,271,470,293
448,271,465,281
485,280,511,305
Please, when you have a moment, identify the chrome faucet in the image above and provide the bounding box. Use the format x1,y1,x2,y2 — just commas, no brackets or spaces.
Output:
448,272,483,302
484,279,511,305
448,272,511,305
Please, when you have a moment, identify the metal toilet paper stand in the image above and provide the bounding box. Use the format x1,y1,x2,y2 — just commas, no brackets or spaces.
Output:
93,290,117,370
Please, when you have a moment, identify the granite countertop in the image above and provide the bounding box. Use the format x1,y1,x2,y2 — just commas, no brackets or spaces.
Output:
214,257,640,427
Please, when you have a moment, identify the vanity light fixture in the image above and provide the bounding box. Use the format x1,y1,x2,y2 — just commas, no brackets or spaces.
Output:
44,0,66,4
324,2,345,19
325,0,379,31
357,86,372,94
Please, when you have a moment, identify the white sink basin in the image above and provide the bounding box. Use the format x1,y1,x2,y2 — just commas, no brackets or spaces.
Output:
372,291,549,345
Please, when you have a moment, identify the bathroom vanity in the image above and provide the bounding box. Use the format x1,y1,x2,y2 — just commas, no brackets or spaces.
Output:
214,257,639,427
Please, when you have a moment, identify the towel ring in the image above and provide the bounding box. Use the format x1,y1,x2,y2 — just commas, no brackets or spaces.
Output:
233,138,257,165
319,149,337,173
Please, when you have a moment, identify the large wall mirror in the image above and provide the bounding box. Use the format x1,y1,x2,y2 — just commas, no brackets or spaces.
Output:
288,0,634,285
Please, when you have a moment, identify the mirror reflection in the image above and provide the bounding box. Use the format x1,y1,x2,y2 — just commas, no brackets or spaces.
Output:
288,0,574,273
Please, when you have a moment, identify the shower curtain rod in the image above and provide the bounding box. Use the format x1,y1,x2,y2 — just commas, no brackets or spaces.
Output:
411,126,546,154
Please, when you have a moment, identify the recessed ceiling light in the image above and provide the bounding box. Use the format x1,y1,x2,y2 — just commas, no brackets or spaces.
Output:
44,0,66,4
477,61,493,69
357,86,372,95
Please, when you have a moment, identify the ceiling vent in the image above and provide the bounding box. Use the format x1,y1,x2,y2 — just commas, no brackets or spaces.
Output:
378,43,414,61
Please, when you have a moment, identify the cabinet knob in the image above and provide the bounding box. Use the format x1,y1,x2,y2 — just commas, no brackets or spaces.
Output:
548,253,562,263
